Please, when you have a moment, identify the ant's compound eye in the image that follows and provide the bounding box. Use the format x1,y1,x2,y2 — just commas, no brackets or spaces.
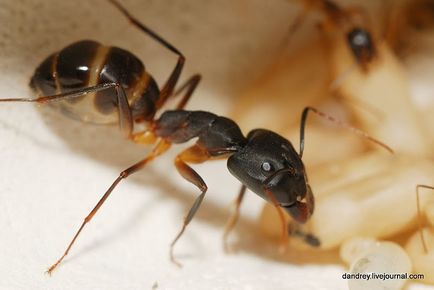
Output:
261,162,273,172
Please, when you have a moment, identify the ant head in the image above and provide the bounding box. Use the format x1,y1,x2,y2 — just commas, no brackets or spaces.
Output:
347,27,376,67
227,129,314,223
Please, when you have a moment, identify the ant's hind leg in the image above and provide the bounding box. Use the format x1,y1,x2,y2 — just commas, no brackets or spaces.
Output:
170,145,210,267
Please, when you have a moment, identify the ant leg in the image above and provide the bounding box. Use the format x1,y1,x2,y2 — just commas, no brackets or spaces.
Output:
0,83,134,139
263,188,289,252
46,139,171,275
107,0,185,108
131,130,159,145
263,170,318,248
288,225,320,247
223,184,246,253
172,74,202,110
299,106,394,158
170,145,210,267
416,184,434,254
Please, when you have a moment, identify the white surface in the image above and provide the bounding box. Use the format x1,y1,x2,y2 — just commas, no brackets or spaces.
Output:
0,86,348,290
0,106,345,290
0,1,432,290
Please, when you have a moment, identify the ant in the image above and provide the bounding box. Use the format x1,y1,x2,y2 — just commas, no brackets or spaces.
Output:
416,184,434,253
0,0,392,273
285,0,377,72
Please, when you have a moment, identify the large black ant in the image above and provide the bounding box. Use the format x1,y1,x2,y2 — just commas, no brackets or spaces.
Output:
0,0,392,273
286,0,376,72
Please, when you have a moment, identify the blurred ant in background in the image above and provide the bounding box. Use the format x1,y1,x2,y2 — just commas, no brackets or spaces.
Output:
285,0,377,73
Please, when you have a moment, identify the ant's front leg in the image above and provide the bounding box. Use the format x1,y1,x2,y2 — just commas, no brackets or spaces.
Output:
264,188,290,252
223,184,246,253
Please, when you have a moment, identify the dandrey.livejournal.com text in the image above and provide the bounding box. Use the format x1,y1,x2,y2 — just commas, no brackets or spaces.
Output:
342,272,425,281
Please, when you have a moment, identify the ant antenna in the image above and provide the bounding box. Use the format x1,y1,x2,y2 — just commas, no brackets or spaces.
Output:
299,106,394,158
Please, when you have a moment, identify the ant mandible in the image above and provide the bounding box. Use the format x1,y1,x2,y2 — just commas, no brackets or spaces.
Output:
0,0,392,273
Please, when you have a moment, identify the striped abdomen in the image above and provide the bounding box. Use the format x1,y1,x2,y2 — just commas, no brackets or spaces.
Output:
30,40,160,124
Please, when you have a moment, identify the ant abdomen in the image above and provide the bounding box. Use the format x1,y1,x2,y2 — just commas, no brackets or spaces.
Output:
30,40,159,124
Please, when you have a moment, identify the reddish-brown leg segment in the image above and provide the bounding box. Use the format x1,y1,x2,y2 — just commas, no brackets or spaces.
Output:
170,145,210,267
46,139,171,274
223,185,246,252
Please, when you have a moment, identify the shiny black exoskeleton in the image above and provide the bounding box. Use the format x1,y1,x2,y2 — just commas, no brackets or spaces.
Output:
155,110,314,223
20,0,201,140
30,39,162,123
227,129,313,222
